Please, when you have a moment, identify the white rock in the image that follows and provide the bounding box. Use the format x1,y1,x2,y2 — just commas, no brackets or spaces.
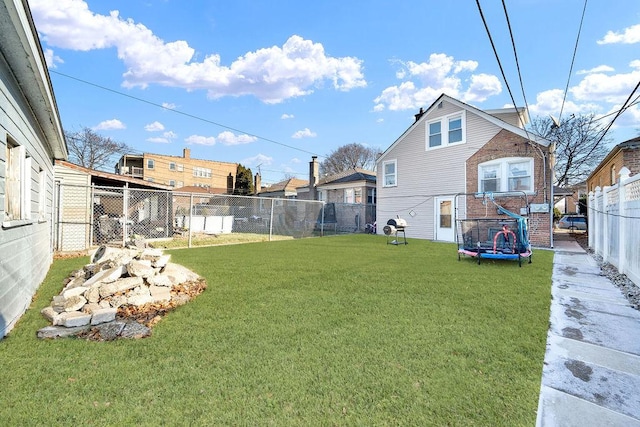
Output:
62,286,88,299
83,264,127,288
82,303,102,314
84,286,101,304
41,306,62,325
60,311,91,327
163,263,200,284
99,276,144,298
147,273,174,287
127,294,154,306
64,295,87,312
127,260,155,278
150,285,171,303
153,255,171,268
108,295,128,308
90,308,117,325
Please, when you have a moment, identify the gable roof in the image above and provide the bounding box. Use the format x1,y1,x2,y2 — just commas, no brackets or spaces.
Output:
377,93,552,163
316,168,376,187
56,160,172,190
260,178,309,194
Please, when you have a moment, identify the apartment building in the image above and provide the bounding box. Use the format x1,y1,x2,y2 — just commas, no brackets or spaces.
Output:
116,148,238,192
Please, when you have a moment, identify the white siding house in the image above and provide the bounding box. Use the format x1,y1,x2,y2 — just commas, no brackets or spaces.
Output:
1,0,67,336
376,94,554,247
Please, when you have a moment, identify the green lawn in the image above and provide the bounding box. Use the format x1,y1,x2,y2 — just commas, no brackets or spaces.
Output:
0,235,553,426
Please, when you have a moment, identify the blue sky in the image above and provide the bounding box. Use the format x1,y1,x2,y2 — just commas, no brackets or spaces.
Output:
30,0,640,185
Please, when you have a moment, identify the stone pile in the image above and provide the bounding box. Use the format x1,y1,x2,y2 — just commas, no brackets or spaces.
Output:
38,245,206,340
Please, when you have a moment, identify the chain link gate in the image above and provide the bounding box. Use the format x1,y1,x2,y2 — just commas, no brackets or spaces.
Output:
54,183,367,252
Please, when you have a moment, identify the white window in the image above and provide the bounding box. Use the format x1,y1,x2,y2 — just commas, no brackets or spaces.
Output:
177,181,184,188
383,160,397,187
354,188,362,204
428,122,442,148
147,159,155,169
478,157,534,193
427,112,465,150
317,190,325,202
344,188,354,203
177,164,184,172
169,162,176,171
4,141,26,222
169,180,176,187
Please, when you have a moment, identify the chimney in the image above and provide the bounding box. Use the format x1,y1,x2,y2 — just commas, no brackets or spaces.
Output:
227,172,234,194
414,107,425,123
254,173,261,195
309,156,319,200
183,148,190,159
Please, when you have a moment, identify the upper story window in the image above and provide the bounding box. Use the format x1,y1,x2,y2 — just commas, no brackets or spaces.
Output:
478,157,534,193
147,159,155,169
169,162,176,171
427,112,466,150
383,160,397,187
193,167,212,178
169,180,176,187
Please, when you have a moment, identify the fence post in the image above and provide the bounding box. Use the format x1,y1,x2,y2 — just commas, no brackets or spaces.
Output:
269,199,274,242
618,167,630,275
593,187,602,256
588,190,594,249
188,194,193,248
603,186,610,262
89,185,95,248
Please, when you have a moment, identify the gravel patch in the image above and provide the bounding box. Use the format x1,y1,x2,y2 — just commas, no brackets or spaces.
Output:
575,234,640,311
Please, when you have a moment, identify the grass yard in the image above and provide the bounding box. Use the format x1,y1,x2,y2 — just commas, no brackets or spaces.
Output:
0,235,553,426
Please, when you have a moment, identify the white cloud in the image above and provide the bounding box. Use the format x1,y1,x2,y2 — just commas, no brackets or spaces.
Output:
162,102,176,110
290,157,301,164
216,131,257,146
281,113,295,120
576,65,615,75
144,121,165,132
292,128,317,139
241,154,273,166
185,134,216,146
163,130,177,139
93,119,125,130
373,53,500,111
29,1,366,103
43,48,63,68
527,89,600,118
598,23,640,44
570,67,640,104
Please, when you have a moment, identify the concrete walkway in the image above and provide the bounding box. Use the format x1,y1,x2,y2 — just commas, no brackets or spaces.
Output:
536,234,640,426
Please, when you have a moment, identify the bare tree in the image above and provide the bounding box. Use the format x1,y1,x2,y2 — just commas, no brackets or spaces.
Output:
320,143,381,176
530,114,611,186
65,127,132,171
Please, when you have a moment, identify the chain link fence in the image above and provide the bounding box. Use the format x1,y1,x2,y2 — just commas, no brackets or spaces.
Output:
54,184,374,252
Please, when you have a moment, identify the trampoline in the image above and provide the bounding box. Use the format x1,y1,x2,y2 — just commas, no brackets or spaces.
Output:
456,194,532,267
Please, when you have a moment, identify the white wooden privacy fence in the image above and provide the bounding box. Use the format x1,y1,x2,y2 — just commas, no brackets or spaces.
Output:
588,167,640,287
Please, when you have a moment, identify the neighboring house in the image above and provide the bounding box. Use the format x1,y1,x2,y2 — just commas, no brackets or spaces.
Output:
115,148,237,192
258,178,309,199
586,137,640,193
1,0,68,336
314,168,377,227
54,160,172,251
376,93,554,247
553,182,587,215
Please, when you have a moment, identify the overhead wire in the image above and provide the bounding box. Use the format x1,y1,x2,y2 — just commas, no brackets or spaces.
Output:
558,0,588,123
50,70,323,159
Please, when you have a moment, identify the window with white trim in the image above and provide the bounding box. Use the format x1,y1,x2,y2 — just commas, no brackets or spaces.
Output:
4,140,27,222
427,112,466,149
354,188,362,204
169,162,176,171
367,188,376,204
169,180,176,187
147,159,155,169
478,157,534,193
344,188,354,203
383,160,397,187
38,167,46,221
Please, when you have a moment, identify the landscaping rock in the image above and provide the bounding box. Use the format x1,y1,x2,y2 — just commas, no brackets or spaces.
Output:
39,246,206,340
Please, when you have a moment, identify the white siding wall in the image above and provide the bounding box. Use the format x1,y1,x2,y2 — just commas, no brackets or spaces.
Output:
377,100,502,240
0,57,57,336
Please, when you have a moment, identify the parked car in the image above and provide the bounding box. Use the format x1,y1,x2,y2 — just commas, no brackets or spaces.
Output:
558,215,587,231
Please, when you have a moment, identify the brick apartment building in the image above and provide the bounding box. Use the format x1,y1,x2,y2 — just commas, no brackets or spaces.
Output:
115,148,238,192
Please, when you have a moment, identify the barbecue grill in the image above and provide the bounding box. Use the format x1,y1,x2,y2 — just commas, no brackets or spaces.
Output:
383,217,408,245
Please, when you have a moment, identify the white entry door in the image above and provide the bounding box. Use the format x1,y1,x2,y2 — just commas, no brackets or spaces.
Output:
435,197,455,242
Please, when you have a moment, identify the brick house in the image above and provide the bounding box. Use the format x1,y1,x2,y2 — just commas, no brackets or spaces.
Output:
376,93,554,247
586,137,640,192
116,148,237,192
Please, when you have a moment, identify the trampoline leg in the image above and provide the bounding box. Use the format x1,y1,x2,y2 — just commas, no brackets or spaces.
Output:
518,254,522,267
477,255,481,265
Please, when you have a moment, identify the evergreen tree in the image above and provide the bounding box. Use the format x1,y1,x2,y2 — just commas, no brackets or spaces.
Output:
234,164,254,195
